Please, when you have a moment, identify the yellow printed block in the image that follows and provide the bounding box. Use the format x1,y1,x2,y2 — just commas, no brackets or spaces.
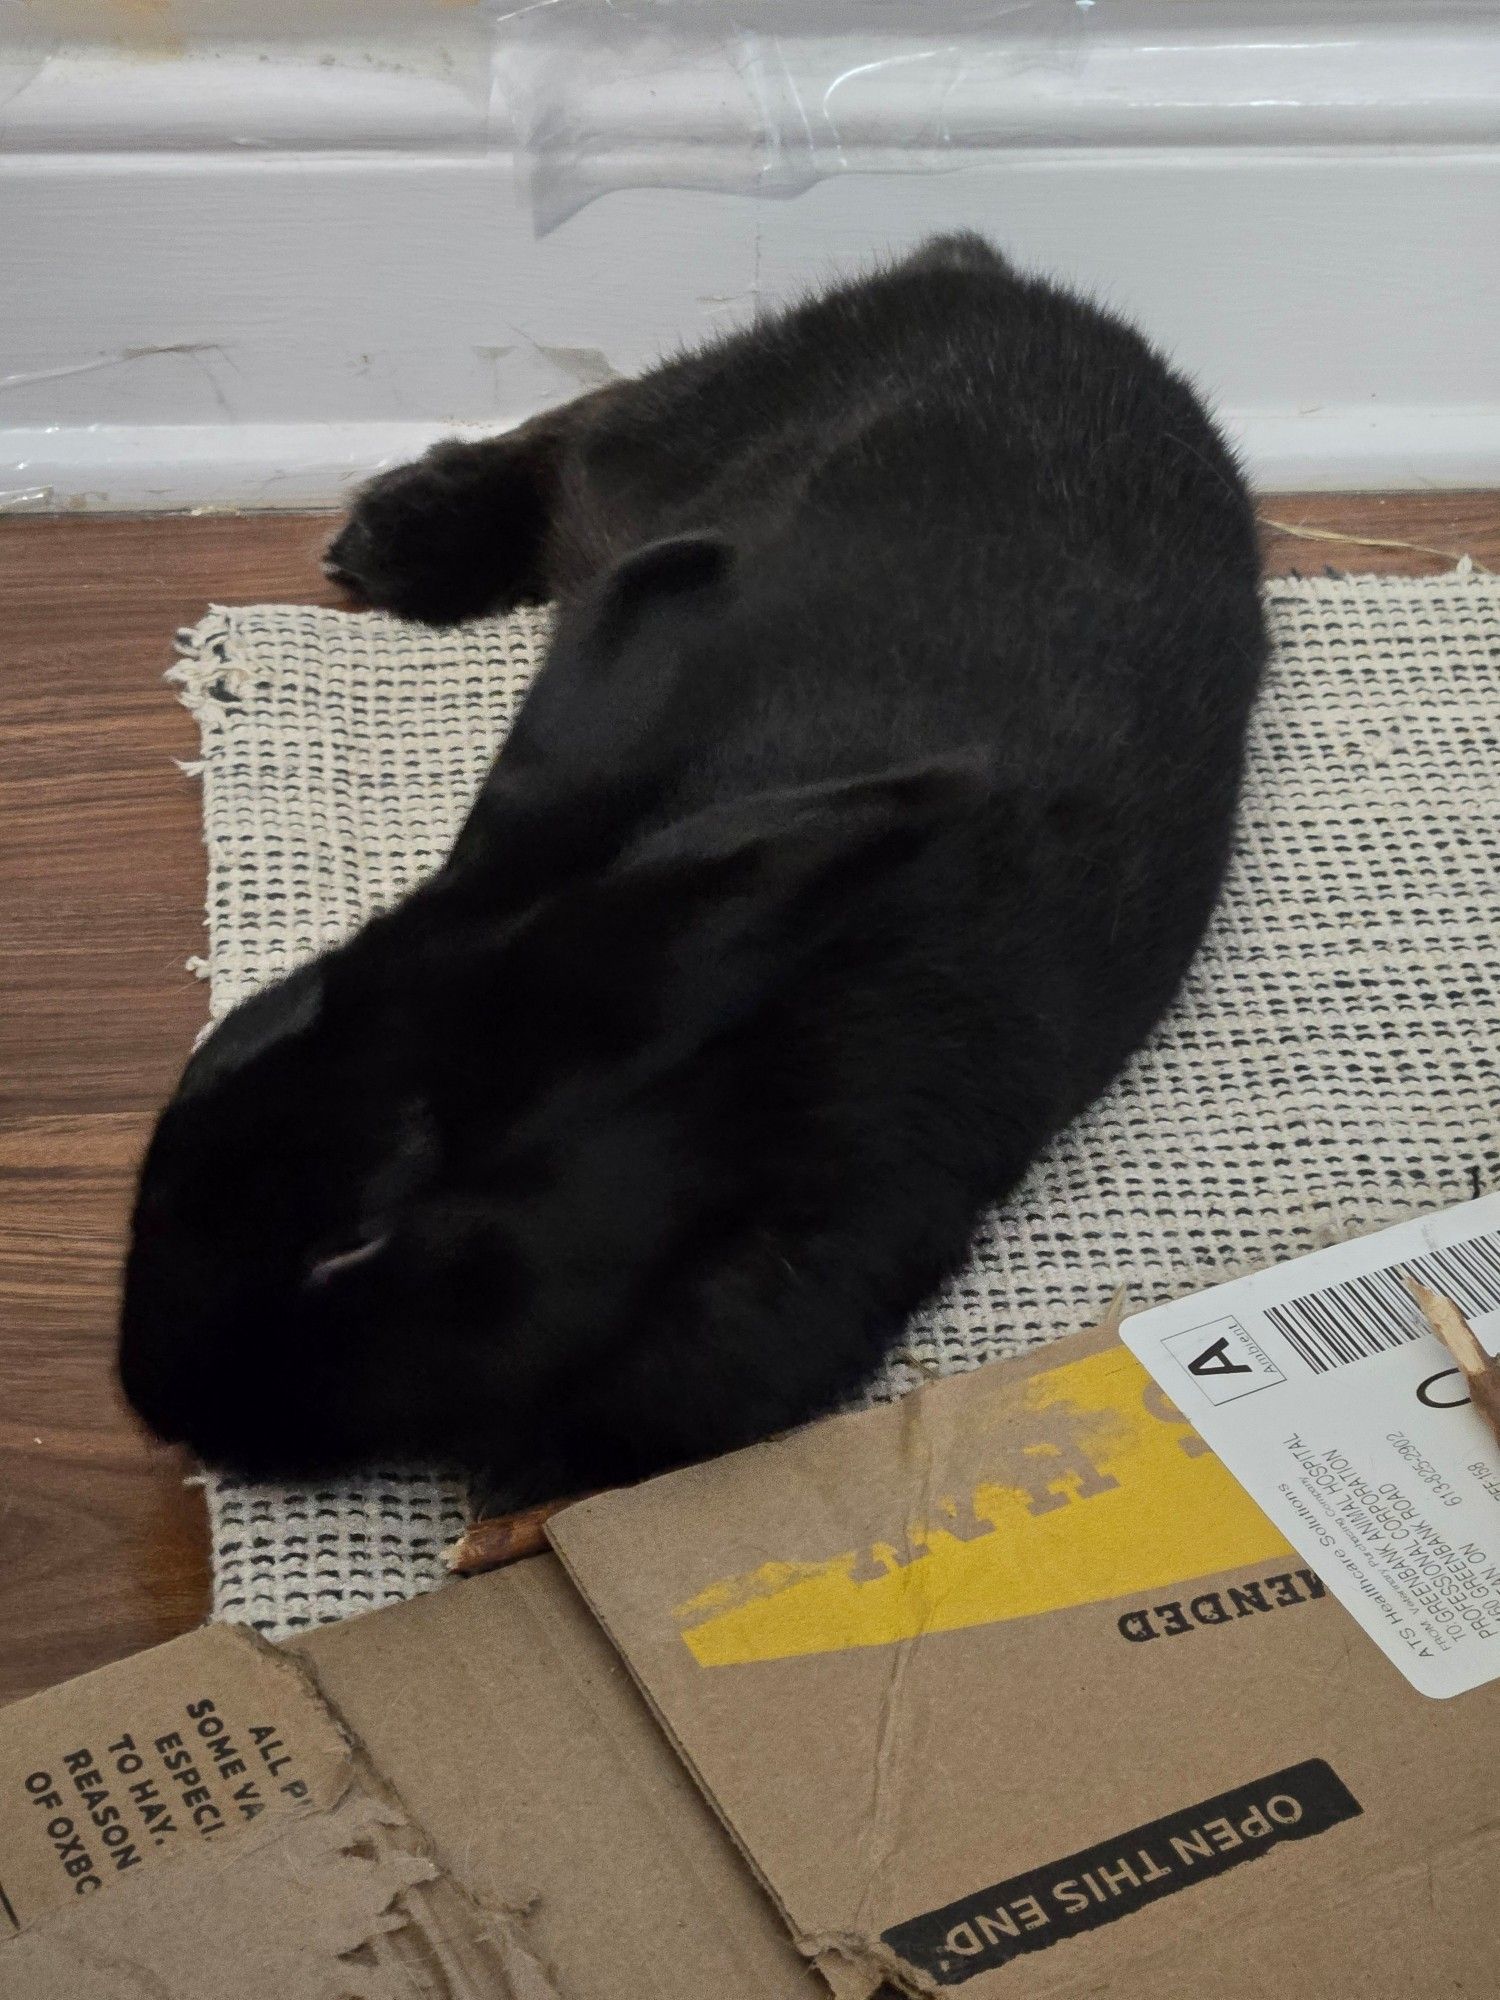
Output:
676,1347,1291,1667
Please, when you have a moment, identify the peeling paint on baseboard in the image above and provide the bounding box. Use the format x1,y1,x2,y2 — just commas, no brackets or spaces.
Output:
533,342,621,390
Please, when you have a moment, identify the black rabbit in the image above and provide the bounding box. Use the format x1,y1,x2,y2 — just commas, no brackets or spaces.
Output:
119,234,1265,1497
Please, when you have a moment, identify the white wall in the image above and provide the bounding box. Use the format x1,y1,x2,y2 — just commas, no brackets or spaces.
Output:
2,2,1498,507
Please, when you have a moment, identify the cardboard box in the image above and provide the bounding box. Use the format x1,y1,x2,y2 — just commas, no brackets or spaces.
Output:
4,1324,1496,1998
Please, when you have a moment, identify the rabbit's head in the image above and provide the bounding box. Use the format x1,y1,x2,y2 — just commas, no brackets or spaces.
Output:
119,746,986,1482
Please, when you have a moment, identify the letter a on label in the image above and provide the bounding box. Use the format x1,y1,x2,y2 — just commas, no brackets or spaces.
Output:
1188,1338,1253,1379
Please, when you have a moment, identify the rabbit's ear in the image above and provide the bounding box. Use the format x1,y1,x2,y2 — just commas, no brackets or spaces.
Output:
592,533,734,650
427,753,991,1102
443,533,734,890
628,753,991,880
603,753,994,1056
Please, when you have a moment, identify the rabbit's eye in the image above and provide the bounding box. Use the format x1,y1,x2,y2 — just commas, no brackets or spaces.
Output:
306,1233,389,1287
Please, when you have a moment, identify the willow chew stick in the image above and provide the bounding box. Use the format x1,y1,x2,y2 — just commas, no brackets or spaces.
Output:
1405,1275,1500,1450
443,1494,595,1576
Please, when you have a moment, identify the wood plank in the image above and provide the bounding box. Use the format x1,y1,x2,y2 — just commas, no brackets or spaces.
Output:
1256,491,1500,575
0,494,1495,1705
0,513,343,1702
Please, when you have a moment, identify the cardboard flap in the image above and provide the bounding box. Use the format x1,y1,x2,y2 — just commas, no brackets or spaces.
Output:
549,1325,1500,1997
0,1622,348,1928
0,1623,508,1997
298,1556,826,2000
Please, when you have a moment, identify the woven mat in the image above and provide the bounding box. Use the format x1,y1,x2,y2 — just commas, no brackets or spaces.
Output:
171,568,1500,1638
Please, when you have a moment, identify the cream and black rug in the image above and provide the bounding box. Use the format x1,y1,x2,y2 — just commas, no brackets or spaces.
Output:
170,567,1500,1637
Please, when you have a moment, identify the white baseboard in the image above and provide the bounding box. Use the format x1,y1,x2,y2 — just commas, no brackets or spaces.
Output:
3,10,1497,509
5,399,1496,519
0,424,488,516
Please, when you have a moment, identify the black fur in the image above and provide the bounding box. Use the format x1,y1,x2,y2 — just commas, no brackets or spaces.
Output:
120,235,1266,1496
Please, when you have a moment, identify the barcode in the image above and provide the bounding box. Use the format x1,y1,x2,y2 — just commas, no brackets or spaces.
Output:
1264,1232,1500,1376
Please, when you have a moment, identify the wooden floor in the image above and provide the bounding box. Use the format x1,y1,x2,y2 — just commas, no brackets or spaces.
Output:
2,493,1497,1707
